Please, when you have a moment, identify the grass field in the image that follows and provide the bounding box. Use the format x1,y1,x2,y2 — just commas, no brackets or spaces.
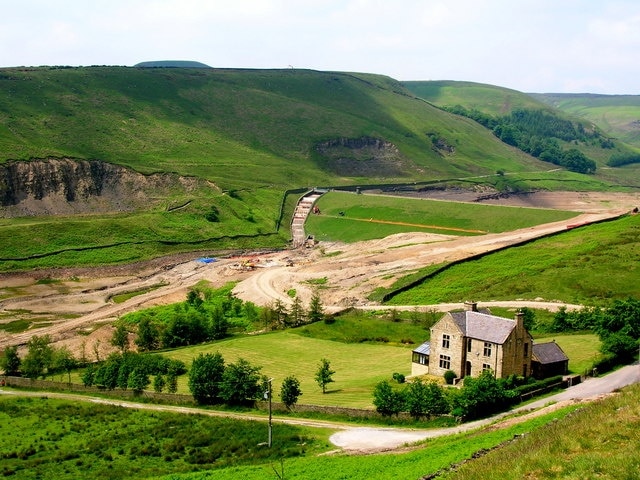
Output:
386,214,640,305
161,330,413,409
305,191,578,242
0,395,332,480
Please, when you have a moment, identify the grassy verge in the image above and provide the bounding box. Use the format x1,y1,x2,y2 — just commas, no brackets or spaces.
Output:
386,214,640,305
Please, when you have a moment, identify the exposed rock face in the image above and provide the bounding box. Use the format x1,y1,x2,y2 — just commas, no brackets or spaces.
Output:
0,158,214,217
314,136,408,176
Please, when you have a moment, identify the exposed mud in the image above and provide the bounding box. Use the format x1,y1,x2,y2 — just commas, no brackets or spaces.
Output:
0,190,638,359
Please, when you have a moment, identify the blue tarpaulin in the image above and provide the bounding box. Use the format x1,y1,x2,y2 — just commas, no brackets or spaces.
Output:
196,257,217,264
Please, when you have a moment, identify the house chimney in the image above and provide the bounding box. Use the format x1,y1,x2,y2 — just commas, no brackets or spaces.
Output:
464,301,478,312
515,310,524,329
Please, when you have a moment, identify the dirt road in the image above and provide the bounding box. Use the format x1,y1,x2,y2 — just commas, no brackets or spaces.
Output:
2,364,637,452
0,191,637,356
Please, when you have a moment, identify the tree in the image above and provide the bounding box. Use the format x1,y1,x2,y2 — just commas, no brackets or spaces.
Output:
1,345,21,376
153,374,166,393
280,375,303,409
81,364,96,387
93,353,122,390
219,358,263,406
372,380,404,416
209,306,228,340
51,346,77,384
289,295,305,327
596,298,640,362
188,352,225,404
519,307,536,331
404,380,448,419
111,323,130,353
315,358,335,394
308,292,325,323
128,368,150,394
451,370,510,420
22,335,53,379
135,317,159,351
166,370,178,394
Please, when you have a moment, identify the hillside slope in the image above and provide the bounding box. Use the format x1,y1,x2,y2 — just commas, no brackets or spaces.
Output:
404,80,640,184
0,67,548,190
531,92,640,149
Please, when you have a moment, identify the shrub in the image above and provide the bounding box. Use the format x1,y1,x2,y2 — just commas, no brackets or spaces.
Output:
444,370,456,385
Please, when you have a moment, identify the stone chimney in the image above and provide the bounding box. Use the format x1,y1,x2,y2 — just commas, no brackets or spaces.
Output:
515,310,525,330
464,301,478,312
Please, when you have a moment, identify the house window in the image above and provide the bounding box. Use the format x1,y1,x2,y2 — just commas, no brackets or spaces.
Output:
442,334,450,349
483,342,492,357
482,363,492,372
467,338,472,352
524,343,529,357
439,355,451,370
412,353,429,365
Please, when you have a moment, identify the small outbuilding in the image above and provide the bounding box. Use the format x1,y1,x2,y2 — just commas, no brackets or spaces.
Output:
531,341,569,379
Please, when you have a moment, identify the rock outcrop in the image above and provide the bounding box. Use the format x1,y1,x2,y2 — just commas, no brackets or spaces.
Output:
0,158,215,217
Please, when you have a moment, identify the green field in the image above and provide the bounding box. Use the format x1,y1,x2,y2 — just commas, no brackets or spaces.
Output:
305,191,578,242
160,330,412,409
387,214,640,305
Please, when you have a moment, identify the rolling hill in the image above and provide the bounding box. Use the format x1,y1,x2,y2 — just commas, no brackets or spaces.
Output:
0,67,638,268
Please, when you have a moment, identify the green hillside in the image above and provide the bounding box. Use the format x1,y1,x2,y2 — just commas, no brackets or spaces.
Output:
404,80,640,182
531,92,640,149
0,67,636,268
0,67,546,189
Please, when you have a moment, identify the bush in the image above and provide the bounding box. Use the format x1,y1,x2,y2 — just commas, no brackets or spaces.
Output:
392,372,405,384
444,370,456,385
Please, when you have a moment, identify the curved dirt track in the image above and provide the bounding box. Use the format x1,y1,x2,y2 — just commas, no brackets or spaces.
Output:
0,191,638,356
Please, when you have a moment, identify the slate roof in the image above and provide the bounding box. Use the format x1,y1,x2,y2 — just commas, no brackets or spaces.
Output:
532,342,569,364
413,341,431,355
450,310,517,344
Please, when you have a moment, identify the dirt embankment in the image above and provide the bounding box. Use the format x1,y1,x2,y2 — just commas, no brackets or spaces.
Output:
0,191,638,358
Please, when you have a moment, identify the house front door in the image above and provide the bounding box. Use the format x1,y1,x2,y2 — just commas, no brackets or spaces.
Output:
465,361,472,377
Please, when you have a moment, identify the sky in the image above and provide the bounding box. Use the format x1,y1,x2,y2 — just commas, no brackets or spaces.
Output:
2,0,639,94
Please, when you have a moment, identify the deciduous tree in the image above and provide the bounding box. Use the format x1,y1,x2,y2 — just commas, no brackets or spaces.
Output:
315,358,335,394
280,375,303,409
188,352,225,404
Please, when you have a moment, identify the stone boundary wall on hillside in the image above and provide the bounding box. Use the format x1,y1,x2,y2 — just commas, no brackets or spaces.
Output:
1,376,407,419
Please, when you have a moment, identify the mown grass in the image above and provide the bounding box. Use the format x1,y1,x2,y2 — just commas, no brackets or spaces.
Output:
0,395,331,480
387,214,640,305
161,331,411,409
305,191,578,242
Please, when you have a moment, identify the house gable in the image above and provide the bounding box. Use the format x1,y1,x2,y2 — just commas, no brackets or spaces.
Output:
415,303,534,380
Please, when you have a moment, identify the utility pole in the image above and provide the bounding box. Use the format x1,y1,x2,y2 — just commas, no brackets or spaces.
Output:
267,378,273,448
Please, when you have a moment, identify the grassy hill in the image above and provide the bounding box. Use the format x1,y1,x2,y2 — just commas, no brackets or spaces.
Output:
531,92,640,149
404,80,640,183
0,67,547,188
0,67,637,268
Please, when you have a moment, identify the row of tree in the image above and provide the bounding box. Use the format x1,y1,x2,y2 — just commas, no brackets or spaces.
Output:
81,352,186,393
445,106,599,174
123,286,327,353
549,298,640,364
0,335,77,381
188,353,335,408
374,370,534,420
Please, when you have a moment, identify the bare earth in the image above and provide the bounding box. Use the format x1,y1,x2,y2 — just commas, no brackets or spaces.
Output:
1,191,639,359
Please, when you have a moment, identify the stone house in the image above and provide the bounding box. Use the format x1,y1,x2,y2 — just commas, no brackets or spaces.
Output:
411,302,533,380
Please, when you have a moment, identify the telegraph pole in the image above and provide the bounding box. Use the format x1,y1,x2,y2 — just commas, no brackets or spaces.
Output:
267,378,273,448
